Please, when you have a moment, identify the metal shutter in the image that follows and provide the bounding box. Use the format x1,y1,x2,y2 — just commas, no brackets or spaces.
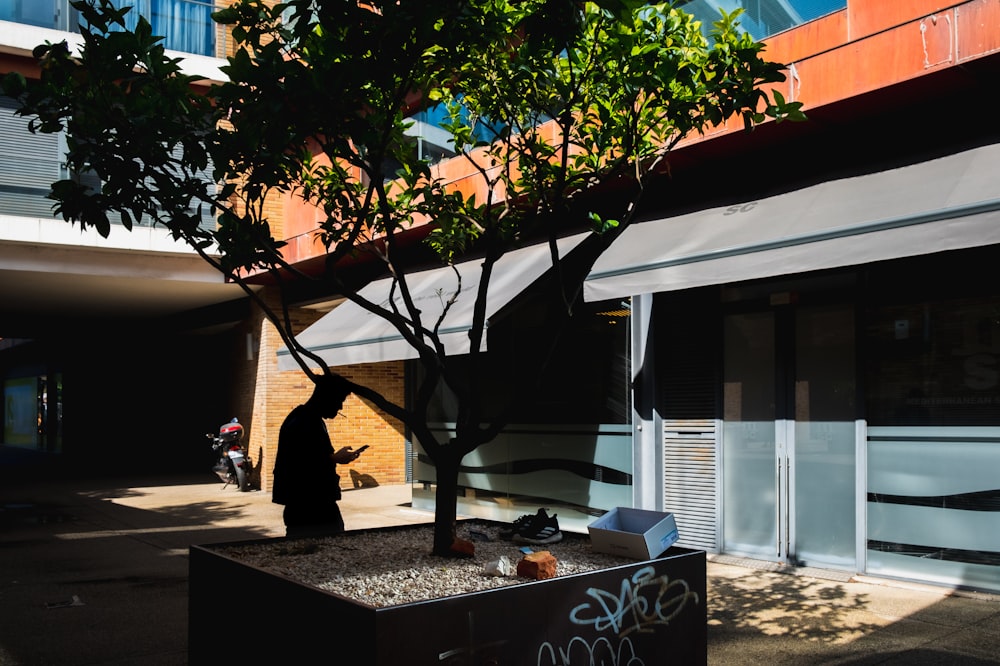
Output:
655,289,720,551
0,97,62,219
163,143,217,233
663,419,718,551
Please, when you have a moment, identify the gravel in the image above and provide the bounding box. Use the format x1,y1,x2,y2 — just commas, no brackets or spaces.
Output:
218,520,636,608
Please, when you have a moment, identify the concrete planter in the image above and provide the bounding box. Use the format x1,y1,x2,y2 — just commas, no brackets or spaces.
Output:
189,525,706,665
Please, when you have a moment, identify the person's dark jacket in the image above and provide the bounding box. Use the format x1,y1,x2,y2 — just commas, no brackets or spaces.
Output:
272,404,341,506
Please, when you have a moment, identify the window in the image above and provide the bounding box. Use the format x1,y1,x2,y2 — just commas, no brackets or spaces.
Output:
408,103,507,165
106,0,216,56
420,293,632,426
2,2,218,56
412,291,633,525
0,0,61,29
866,295,1000,426
2,374,62,453
679,0,846,40
865,250,1000,427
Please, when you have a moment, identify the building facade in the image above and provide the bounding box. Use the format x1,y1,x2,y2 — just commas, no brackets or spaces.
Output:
596,0,1000,592
0,1,244,472
0,1,409,482
278,0,1000,594
3,1,1000,595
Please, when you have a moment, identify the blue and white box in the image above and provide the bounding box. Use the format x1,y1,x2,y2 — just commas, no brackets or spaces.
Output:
587,508,679,560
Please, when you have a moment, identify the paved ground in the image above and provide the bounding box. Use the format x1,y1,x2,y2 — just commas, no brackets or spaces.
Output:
1,473,1000,664
708,558,1000,664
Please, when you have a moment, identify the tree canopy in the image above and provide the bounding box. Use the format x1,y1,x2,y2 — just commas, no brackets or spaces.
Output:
2,0,803,554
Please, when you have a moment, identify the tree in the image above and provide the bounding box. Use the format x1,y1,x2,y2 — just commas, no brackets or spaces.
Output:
2,0,802,555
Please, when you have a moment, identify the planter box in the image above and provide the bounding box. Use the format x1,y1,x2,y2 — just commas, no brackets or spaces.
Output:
189,524,706,665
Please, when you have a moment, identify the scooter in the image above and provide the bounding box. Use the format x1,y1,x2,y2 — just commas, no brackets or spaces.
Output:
207,418,253,491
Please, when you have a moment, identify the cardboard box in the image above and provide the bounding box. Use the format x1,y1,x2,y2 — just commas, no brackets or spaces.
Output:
587,508,679,560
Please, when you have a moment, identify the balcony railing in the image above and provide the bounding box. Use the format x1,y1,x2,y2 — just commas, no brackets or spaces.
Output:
0,0,225,58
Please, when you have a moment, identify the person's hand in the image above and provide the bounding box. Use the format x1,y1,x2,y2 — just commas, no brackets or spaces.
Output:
333,446,360,464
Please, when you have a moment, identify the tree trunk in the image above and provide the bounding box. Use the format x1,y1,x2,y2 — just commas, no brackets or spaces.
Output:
431,451,461,556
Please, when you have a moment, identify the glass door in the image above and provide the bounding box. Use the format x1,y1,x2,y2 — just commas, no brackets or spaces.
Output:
722,304,856,569
722,311,779,559
792,305,856,569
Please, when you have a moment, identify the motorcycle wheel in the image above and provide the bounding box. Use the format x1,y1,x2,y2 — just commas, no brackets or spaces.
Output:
235,463,251,492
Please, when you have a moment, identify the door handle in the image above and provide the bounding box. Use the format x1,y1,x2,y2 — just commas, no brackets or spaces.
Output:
776,455,782,557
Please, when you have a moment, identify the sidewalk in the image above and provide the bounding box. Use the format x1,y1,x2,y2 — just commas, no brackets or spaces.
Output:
1,474,999,665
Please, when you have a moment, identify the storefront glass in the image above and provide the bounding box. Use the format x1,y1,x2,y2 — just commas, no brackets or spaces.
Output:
722,311,778,558
411,296,632,532
866,291,1000,590
793,305,856,568
2,373,62,454
721,303,857,568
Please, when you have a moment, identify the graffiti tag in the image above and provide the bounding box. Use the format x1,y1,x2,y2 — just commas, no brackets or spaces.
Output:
568,566,700,637
537,635,643,666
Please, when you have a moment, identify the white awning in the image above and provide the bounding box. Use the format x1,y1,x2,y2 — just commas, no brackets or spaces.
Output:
278,233,587,370
584,141,1000,302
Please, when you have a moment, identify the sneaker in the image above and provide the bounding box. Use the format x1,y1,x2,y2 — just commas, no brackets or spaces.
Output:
512,509,563,545
499,510,539,540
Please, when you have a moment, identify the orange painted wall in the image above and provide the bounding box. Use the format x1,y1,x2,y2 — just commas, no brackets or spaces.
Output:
848,1,961,40
764,10,848,65
787,0,1000,109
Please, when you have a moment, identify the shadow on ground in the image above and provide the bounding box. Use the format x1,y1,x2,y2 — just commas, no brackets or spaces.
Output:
708,564,1000,665
710,570,876,641
0,474,281,666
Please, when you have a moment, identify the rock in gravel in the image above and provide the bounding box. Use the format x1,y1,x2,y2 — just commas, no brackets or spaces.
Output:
516,550,557,580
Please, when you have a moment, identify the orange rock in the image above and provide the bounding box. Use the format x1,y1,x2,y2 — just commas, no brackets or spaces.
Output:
450,537,475,558
516,551,557,580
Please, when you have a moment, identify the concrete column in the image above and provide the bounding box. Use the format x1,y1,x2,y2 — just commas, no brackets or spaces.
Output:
630,292,661,510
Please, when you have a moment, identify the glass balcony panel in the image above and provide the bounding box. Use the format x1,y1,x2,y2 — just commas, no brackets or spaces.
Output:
2,1,217,55
96,1,218,57
679,0,846,40
411,103,508,166
147,0,215,56
0,0,60,28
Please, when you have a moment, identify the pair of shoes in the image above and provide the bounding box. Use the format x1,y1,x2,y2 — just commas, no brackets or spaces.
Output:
499,511,535,540
509,508,563,545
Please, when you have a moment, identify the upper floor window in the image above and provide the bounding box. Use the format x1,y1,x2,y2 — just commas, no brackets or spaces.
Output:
0,0,218,57
0,0,62,29
679,0,846,40
108,0,216,56
407,103,507,165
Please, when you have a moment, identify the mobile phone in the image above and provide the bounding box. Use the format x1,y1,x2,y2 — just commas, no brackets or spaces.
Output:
354,445,370,454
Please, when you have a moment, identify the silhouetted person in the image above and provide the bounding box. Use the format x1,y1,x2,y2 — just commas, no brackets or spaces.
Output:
272,375,361,537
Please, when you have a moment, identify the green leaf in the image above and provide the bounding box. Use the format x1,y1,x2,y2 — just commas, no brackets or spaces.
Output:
588,212,619,234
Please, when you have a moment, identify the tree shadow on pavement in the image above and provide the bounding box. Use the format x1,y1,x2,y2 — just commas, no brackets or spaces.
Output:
709,567,879,659
707,564,1000,665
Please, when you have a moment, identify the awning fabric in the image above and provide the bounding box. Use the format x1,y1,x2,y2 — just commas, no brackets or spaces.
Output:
584,141,1000,302
278,233,586,370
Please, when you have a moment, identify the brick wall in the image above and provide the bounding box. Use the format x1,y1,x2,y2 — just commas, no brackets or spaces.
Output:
231,287,408,493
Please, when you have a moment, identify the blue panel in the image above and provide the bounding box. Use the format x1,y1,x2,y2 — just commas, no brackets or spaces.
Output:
0,1,58,29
